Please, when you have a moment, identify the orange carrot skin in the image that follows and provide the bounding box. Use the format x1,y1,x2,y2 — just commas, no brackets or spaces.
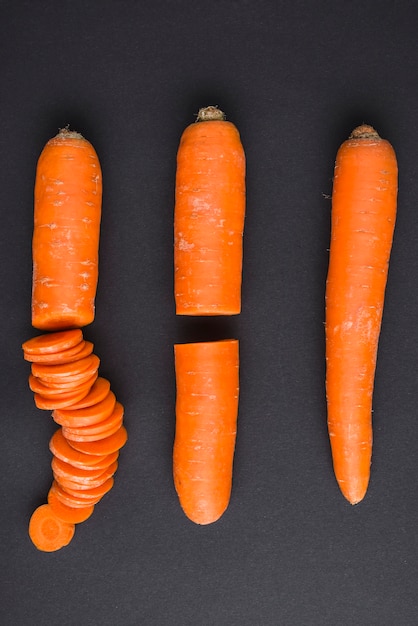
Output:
32,129,102,330
325,125,398,505
173,340,239,524
174,108,246,315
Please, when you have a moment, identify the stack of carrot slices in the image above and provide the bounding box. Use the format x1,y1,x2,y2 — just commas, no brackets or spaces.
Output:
23,329,127,551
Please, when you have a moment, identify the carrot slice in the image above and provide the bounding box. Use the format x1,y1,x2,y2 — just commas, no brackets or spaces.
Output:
47,489,95,524
50,480,104,508
67,425,128,456
28,503,75,551
67,377,111,410
49,428,118,469
31,354,100,383
62,402,124,439
54,461,118,491
52,391,116,427
22,329,83,355
34,388,91,410
39,371,99,391
29,372,95,396
51,456,111,482
62,476,114,500
23,339,88,363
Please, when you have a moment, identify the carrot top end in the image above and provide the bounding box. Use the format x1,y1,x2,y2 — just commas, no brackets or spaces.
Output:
196,106,226,122
55,126,85,141
349,124,380,140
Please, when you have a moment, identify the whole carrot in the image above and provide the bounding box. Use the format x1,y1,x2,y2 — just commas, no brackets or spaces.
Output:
173,339,239,524
174,106,246,315
325,124,398,504
32,128,102,330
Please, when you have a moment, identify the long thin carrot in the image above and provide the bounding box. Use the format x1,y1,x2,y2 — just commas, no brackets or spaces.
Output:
32,128,102,330
174,106,246,315
325,124,398,505
173,339,239,524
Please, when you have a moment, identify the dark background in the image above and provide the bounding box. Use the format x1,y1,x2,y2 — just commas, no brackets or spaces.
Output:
2,1,418,624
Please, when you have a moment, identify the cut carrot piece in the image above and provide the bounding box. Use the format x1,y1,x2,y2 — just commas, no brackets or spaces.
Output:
52,391,116,427
23,339,88,363
62,402,124,439
173,339,239,524
28,503,75,551
54,461,118,491
174,106,246,315
32,129,102,331
47,489,95,524
62,476,114,500
39,371,98,391
22,329,83,355
67,377,111,410
51,456,113,482
31,354,100,383
49,428,118,469
67,425,128,456
29,372,94,396
50,480,103,508
34,388,91,410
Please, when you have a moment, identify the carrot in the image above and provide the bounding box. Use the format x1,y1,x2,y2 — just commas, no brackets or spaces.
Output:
47,489,95,524
28,504,75,551
61,402,124,440
52,390,116,427
66,425,128,456
49,429,119,469
173,339,239,524
50,480,104,508
325,124,398,505
31,353,100,384
66,377,111,409
32,128,102,331
174,106,246,315
23,329,83,355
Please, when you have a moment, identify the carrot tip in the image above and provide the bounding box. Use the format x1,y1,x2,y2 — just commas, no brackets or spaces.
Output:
196,106,226,122
349,124,380,140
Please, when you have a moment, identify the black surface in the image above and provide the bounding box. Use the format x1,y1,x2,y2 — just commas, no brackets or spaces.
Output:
2,1,418,624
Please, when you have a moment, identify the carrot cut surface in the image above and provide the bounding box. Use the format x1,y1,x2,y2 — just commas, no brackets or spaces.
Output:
325,125,398,505
28,504,75,551
49,428,117,468
52,390,116,427
174,106,246,315
22,329,83,355
32,129,102,331
173,339,239,524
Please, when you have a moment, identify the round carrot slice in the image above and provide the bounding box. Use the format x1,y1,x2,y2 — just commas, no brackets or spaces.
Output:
67,377,111,410
62,402,124,439
23,340,88,363
28,504,75,551
23,329,83,355
53,391,116,428
54,461,118,491
31,354,100,383
62,476,114,500
50,480,103,508
49,429,118,469
67,426,128,456
39,371,98,391
34,390,91,411
51,456,113,482
29,372,95,398
47,489,95,524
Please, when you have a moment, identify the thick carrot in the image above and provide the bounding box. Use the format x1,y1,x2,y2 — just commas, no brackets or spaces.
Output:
32,128,102,331
28,504,75,551
325,124,398,505
174,106,246,315
173,339,239,524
